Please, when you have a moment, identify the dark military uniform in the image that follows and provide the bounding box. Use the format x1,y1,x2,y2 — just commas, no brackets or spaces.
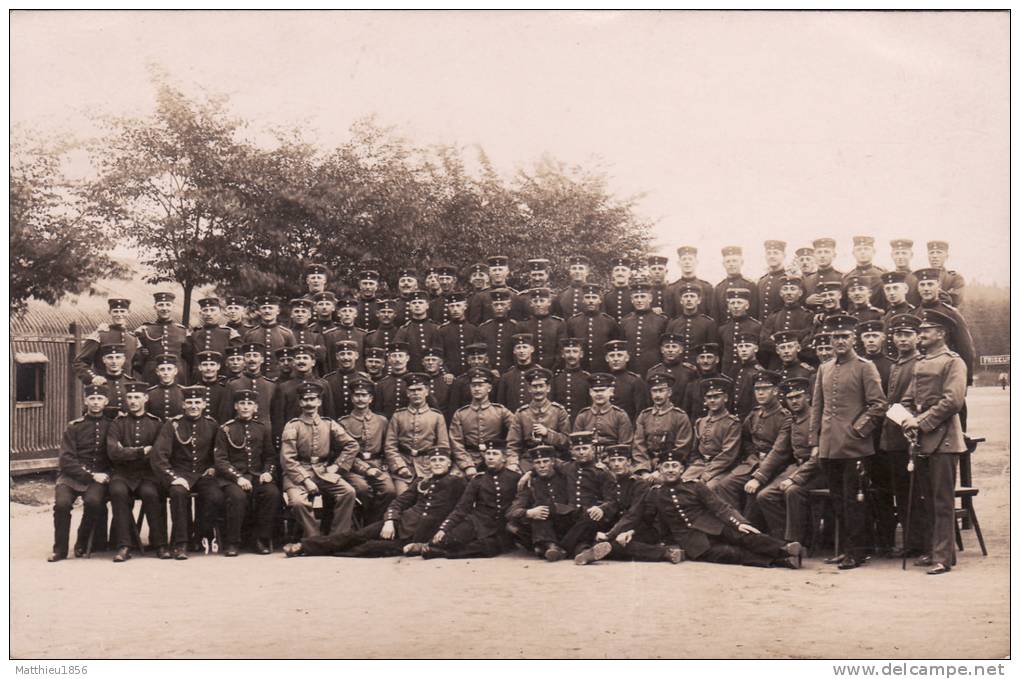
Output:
431,466,522,558
879,347,925,554
478,316,519,374
724,357,763,420
495,362,536,414
146,382,185,422
667,276,714,317
646,360,698,410
633,404,694,474
270,374,335,446
90,371,129,418
522,314,566,371
620,310,668,376
423,370,452,420
604,285,634,324
355,296,379,332
715,274,759,325
911,302,976,385
682,368,722,422
73,323,140,384
325,367,363,419
196,377,229,424
364,323,400,354
436,319,481,376
757,269,788,323
551,367,591,425
566,311,620,373
150,414,224,548
107,410,166,551
322,324,367,374
188,324,240,379
665,312,720,365
506,400,571,471
760,305,813,364
374,371,414,419
53,413,111,558
719,316,762,374
222,373,277,438
933,267,965,307
604,369,648,421
134,319,190,385
243,323,296,380
714,399,787,509
557,282,589,320
394,318,441,373
213,415,281,548
288,323,328,374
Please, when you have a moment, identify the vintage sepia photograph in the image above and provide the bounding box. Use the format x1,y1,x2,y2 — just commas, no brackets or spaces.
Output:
7,9,1011,667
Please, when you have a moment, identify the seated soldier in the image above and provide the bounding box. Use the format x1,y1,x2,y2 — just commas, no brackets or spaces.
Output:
682,377,741,495
449,367,514,478
713,370,787,509
633,373,694,476
150,385,225,560
606,448,803,569
506,366,571,473
107,380,169,561
338,377,397,524
743,377,824,544
49,384,112,562
422,444,522,559
383,372,450,494
279,381,361,541
576,444,684,565
214,389,281,556
282,447,465,558
572,372,633,451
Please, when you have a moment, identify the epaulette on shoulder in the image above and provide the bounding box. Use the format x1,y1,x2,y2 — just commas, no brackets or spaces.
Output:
173,322,186,329
455,404,473,413
322,370,338,379
169,414,184,421
265,376,278,383
515,404,530,413
550,315,563,322
202,415,216,422
146,384,160,392
577,406,592,414
284,417,302,426
549,401,567,411
221,418,236,428
428,407,444,415
610,404,627,414
800,363,816,372
142,412,161,420
626,370,640,378
638,406,654,416
69,416,86,425
726,413,740,422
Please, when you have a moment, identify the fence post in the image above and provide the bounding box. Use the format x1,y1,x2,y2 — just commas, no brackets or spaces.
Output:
68,322,81,417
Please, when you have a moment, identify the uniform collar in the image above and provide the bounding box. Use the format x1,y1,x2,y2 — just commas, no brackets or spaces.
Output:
407,404,431,415
896,350,918,363
469,400,493,411
298,413,322,425
589,403,613,415
835,350,858,365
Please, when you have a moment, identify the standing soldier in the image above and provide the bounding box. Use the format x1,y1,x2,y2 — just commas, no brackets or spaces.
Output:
279,381,361,542
150,385,225,560
524,258,552,292
324,340,363,418
620,283,669,377
858,321,894,388
558,254,592,319
303,262,329,298
287,297,327,372
48,384,112,562
222,345,246,381
633,373,694,475
214,389,280,556
522,287,567,371
146,354,186,422
888,239,921,306
445,343,496,418
566,283,620,373
436,292,481,376
354,269,381,331
900,309,969,575
223,295,251,335
464,262,490,311
925,240,965,307
363,346,388,383
796,247,818,282
682,343,724,422
270,345,334,444
89,344,130,418
646,334,698,409
808,280,846,343
478,288,519,374
448,368,515,478
429,265,459,325
509,366,572,472
421,347,452,418
726,334,765,421
193,351,228,423
338,377,397,524
743,377,824,545
552,337,591,425
843,236,887,307
682,377,741,496
222,343,278,440
645,255,675,317
912,268,976,388
572,373,634,450
668,246,714,318
394,290,440,373
364,298,400,353
495,333,538,414
469,256,526,323
809,314,887,570
759,274,813,368
666,283,720,365
757,240,788,323
714,246,758,324
803,238,844,307
73,298,140,384
134,291,190,385
604,340,649,421
322,297,366,374
384,373,451,494
604,257,635,324
845,276,884,324
243,295,296,380
310,291,338,336
107,380,168,561
188,297,240,381
881,272,916,356
393,267,420,326
718,288,762,375
771,331,816,387
373,342,415,418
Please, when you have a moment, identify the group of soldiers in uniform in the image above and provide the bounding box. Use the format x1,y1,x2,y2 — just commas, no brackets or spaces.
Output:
52,236,973,575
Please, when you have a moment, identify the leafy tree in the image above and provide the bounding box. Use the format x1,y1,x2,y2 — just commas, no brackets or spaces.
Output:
10,134,126,316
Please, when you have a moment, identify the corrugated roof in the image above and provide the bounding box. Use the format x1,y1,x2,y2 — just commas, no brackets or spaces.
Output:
11,260,214,338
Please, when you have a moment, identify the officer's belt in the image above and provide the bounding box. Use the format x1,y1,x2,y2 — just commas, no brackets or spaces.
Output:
398,444,422,456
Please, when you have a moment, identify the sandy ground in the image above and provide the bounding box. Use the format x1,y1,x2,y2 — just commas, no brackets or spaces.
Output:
10,387,1010,659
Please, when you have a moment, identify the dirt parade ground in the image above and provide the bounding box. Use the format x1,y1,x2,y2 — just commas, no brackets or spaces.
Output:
9,387,1010,659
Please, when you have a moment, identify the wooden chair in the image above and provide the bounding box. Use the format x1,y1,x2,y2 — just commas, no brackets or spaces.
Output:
954,436,987,556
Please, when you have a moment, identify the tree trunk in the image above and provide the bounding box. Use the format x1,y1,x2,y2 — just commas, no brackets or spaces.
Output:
181,282,194,327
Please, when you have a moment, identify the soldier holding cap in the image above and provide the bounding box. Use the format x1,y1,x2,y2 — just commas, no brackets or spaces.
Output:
338,377,396,524
384,373,451,494
49,384,112,562
150,385,225,559
551,337,592,424
718,288,762,374
214,389,280,556
925,240,965,307
668,246,714,318
107,380,168,561
682,377,741,492
134,291,191,385
284,446,466,559
437,292,481,376
507,367,572,472
912,269,976,388
189,297,241,381
744,377,825,545
449,368,515,478
566,283,620,373
477,288,520,374
757,240,788,322
714,246,759,324
714,370,786,509
633,373,694,475
322,297,367,374
495,333,538,414
809,314,887,570
243,295,296,380
279,381,361,541
666,284,720,365
425,444,521,559
394,290,441,373
604,257,635,323
620,283,668,377
73,298,140,385
606,446,802,569
899,309,969,575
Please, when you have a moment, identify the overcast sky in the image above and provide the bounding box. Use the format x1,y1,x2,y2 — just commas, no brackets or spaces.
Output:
11,10,1010,285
